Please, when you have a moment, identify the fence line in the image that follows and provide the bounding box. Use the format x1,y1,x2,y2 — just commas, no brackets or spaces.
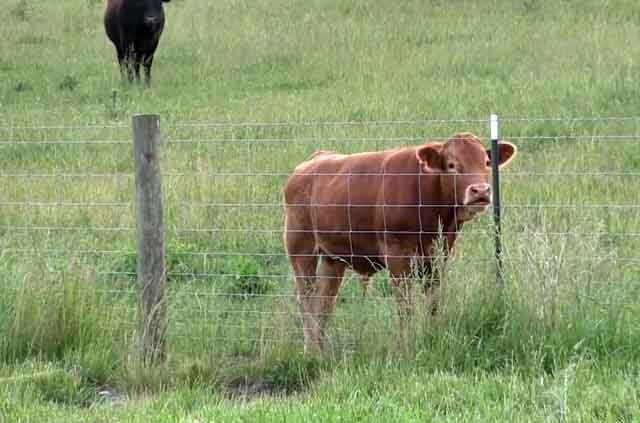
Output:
164,115,639,128
2,114,639,361
0,115,637,132
180,202,640,209
3,200,639,208
3,134,640,147
0,140,130,146
0,201,131,208
162,135,640,144
4,226,640,238
3,171,640,178
2,248,635,262
0,173,134,178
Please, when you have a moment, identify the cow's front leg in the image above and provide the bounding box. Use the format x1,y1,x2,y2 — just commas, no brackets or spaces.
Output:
359,275,371,298
423,222,456,317
424,272,442,317
387,254,414,349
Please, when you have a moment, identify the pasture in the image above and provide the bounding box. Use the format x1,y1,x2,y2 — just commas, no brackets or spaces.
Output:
1,0,640,421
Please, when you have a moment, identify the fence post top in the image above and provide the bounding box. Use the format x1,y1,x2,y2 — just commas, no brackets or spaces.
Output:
132,114,160,121
490,113,499,141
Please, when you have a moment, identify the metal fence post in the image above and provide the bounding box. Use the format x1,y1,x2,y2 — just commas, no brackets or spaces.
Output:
490,113,504,287
132,113,167,365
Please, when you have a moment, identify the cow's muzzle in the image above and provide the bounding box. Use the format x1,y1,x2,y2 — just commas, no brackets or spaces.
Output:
463,183,492,208
144,15,162,28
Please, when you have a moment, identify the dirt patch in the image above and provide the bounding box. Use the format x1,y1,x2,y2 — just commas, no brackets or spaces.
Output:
221,356,322,400
223,375,287,399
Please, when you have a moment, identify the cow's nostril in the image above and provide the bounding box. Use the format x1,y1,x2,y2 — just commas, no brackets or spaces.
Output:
471,187,478,194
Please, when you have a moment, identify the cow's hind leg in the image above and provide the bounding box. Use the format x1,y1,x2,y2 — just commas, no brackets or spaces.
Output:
290,253,319,353
306,256,346,351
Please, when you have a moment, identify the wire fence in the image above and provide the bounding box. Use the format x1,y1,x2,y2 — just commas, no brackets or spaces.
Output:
1,114,639,358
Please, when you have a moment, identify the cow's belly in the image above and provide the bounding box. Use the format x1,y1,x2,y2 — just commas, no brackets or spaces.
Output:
316,232,380,258
316,232,421,276
318,233,385,276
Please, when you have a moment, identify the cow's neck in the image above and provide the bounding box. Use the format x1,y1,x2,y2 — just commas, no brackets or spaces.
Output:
418,173,465,254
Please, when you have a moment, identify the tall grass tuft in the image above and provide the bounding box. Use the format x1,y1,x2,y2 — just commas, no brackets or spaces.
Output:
0,259,131,370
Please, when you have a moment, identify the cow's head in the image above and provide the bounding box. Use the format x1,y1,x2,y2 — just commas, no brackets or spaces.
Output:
142,0,169,28
416,132,517,220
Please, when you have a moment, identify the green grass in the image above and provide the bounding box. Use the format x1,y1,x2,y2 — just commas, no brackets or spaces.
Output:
1,0,640,421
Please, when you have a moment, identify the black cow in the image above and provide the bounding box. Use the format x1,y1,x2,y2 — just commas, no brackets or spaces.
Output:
104,0,170,86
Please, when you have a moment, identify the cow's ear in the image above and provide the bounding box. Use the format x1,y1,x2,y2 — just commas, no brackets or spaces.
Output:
486,141,517,169
416,143,444,170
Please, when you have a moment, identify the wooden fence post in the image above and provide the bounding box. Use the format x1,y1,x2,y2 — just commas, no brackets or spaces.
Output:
132,113,167,365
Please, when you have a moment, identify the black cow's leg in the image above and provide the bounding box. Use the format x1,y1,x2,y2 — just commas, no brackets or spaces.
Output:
116,48,127,82
143,55,154,87
133,54,141,83
123,45,136,83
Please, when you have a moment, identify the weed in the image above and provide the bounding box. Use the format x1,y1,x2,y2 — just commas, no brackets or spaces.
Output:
14,81,32,92
59,75,79,91
221,256,275,298
12,0,32,21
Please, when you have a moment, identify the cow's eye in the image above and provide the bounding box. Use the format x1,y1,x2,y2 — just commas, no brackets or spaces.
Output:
486,160,491,167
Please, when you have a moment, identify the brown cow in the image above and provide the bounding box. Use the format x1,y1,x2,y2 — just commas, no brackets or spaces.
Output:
283,132,517,352
104,0,170,86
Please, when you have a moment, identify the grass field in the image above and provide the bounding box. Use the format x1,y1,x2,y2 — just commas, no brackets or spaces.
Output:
2,0,640,421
